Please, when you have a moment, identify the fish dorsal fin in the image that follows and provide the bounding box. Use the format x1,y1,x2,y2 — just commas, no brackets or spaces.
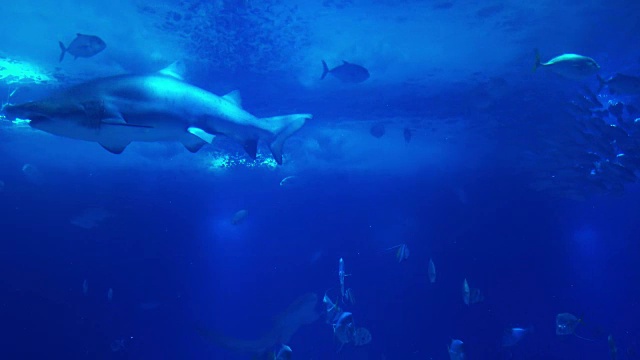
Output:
342,60,349,65
76,33,84,37
223,90,242,107
159,61,185,80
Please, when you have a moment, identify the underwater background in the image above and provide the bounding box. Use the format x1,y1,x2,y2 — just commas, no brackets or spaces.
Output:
1,0,640,359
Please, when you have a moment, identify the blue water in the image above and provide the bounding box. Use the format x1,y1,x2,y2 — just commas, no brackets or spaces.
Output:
1,0,640,359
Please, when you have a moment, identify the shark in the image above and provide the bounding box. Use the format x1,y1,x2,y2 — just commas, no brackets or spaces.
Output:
197,292,320,358
1,64,311,164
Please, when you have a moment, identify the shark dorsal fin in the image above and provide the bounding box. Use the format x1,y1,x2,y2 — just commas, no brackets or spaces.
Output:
223,90,242,107
159,61,186,80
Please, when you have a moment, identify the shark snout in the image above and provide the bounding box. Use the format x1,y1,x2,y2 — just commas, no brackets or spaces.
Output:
2,103,49,123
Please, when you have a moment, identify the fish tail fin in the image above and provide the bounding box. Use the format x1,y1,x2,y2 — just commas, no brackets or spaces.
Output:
261,114,312,165
533,48,541,73
597,74,606,93
321,60,329,80
59,41,66,62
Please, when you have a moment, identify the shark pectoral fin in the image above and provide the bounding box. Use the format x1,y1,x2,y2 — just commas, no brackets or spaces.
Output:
182,134,208,153
262,114,312,165
243,139,258,160
222,90,242,107
99,139,130,154
187,127,215,144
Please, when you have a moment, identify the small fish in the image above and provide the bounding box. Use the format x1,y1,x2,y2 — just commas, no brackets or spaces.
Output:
609,334,617,360
370,124,385,138
556,312,595,341
82,279,88,296
323,291,340,322
384,244,409,262
59,33,106,62
107,288,113,302
598,73,640,95
344,288,355,305
533,49,600,80
279,175,297,187
403,127,412,143
339,258,347,301
333,311,356,351
396,244,409,262
462,278,484,304
353,327,372,346
231,209,249,225
428,258,436,283
462,278,470,305
448,339,465,360
502,327,532,347
321,60,370,83
267,344,292,360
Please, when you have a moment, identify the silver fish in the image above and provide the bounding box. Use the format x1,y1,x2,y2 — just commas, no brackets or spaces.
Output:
59,33,106,62
533,49,600,80
321,60,370,83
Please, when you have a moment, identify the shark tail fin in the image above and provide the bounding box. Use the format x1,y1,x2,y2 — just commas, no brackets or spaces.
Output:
59,42,66,62
321,60,330,80
533,48,541,73
261,114,312,165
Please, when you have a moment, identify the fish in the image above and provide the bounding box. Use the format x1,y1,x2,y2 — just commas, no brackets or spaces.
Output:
339,258,348,302
370,123,385,138
333,311,356,351
82,279,88,296
428,258,436,283
321,60,370,83
502,327,531,347
261,344,292,360
448,339,465,360
344,288,355,305
598,73,640,95
21,164,44,185
462,278,483,304
387,243,410,262
403,127,412,143
279,175,297,187
59,33,106,62
353,327,372,346
197,293,320,357
107,288,113,302
609,334,617,360
555,312,595,341
533,49,600,80
463,278,470,305
232,209,249,225
323,291,341,323
2,63,311,165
